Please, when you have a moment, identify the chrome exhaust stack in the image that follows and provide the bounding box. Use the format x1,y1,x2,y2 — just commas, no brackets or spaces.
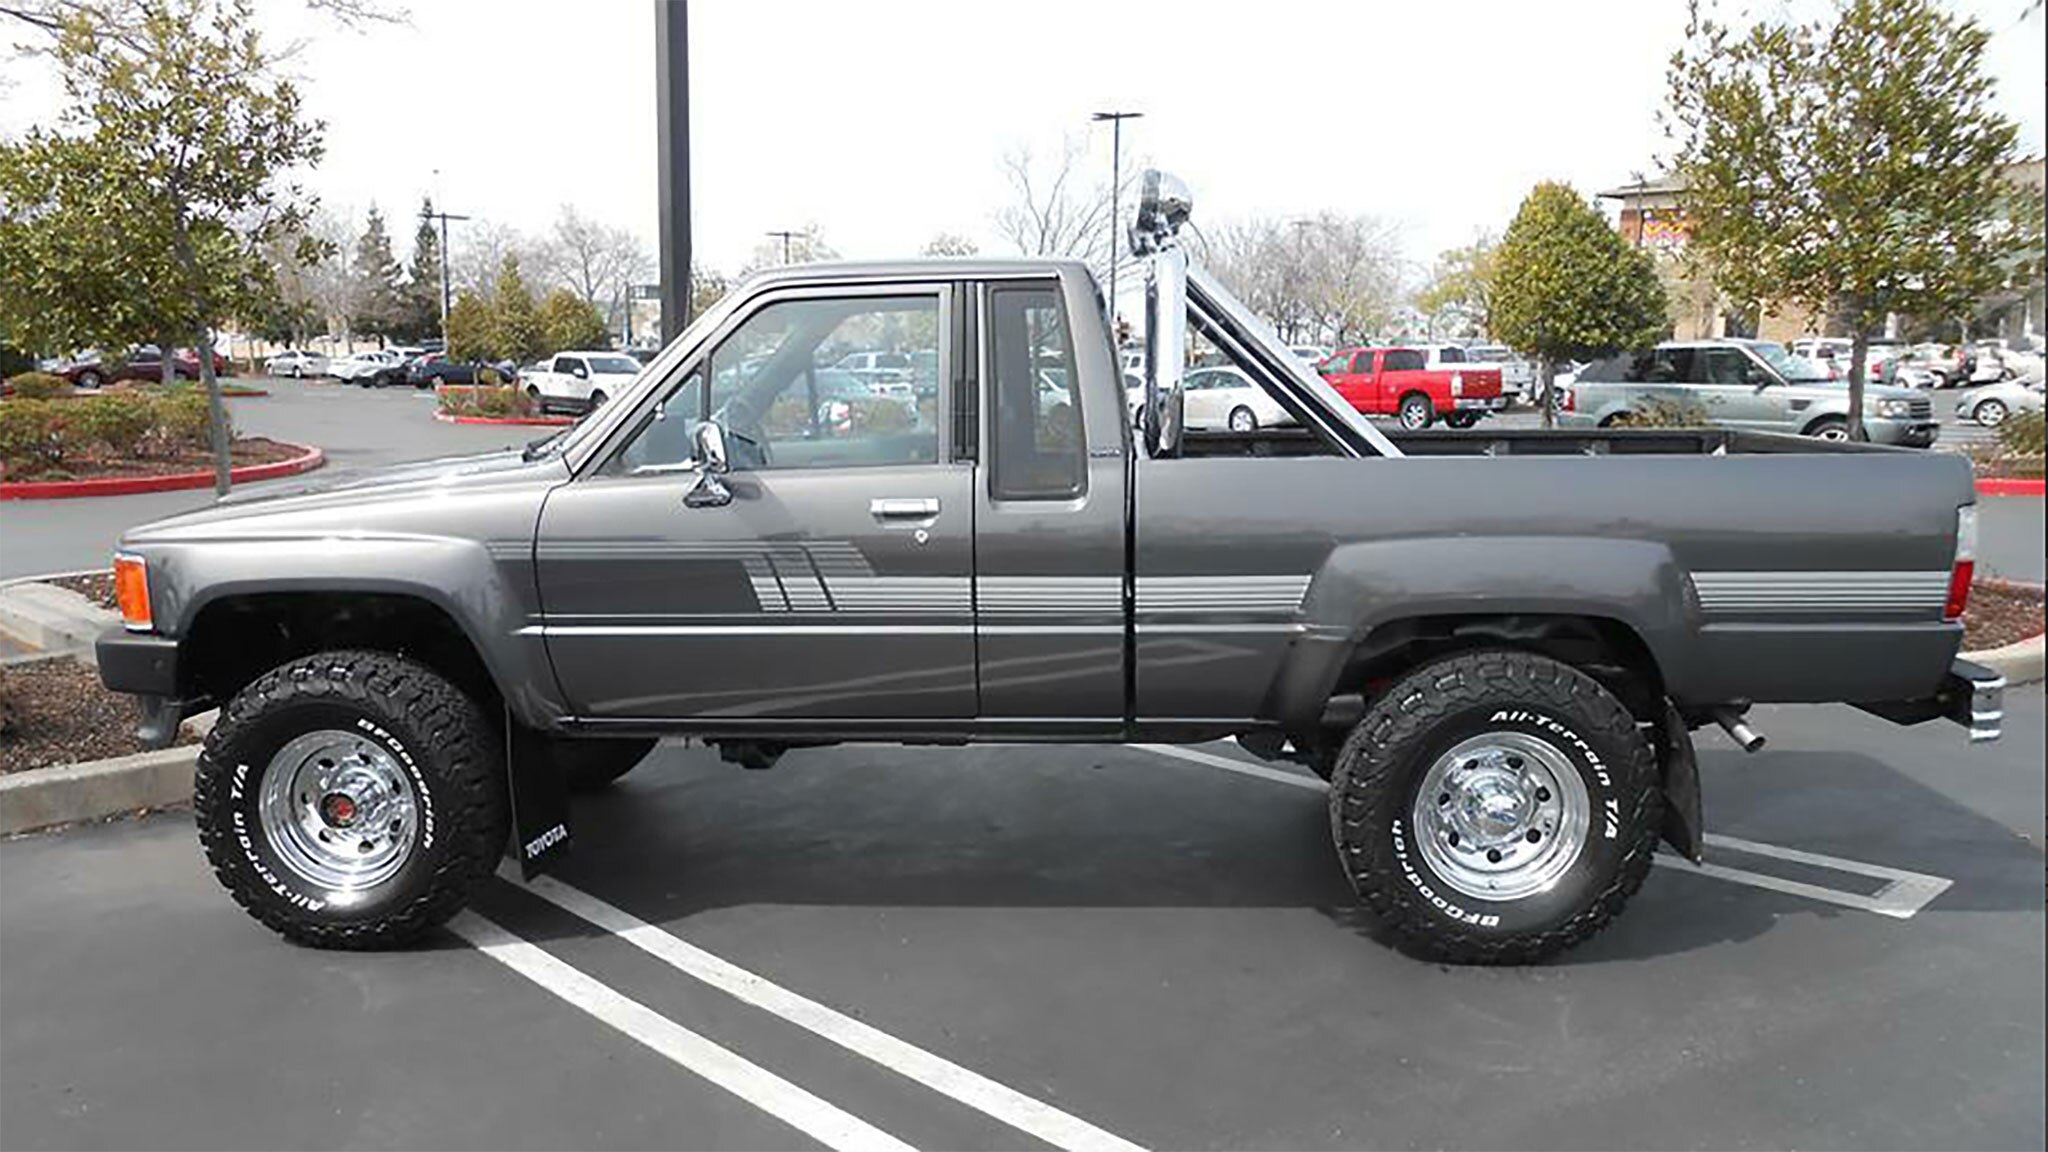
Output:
1711,707,1767,753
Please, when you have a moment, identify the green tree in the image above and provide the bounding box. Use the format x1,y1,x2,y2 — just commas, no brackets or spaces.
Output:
487,256,543,365
0,0,326,493
690,265,730,320
445,290,495,363
351,204,404,341
399,196,445,344
1666,0,2043,440
1414,235,1498,339
1491,183,1669,427
537,288,607,354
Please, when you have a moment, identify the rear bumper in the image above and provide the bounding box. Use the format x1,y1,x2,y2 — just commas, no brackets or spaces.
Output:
1453,396,1507,411
1853,657,2004,743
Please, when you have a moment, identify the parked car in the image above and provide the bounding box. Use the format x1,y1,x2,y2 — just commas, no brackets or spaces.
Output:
363,354,428,389
522,350,644,413
264,349,329,378
833,350,915,392
61,345,215,387
405,353,495,389
1954,378,2045,428
1463,344,1534,399
1182,365,1295,432
1318,345,1507,428
94,176,1999,968
1562,339,1939,445
329,350,402,384
1289,344,1330,364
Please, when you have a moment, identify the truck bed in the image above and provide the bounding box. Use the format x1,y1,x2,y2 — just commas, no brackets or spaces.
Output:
1184,425,1912,457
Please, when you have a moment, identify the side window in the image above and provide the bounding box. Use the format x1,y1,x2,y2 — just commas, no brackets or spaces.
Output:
612,370,706,473
552,355,580,375
1382,349,1426,372
1354,351,1375,374
989,282,1084,500
1700,349,1750,384
705,294,939,472
1647,349,1689,383
1438,346,1466,364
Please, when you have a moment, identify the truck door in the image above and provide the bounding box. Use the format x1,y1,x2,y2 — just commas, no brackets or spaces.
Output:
970,276,1128,730
534,285,977,722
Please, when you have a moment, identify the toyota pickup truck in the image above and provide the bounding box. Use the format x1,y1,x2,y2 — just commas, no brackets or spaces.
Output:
1318,345,1507,429
95,172,2002,964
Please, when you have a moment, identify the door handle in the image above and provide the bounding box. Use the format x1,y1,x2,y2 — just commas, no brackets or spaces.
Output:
870,497,939,520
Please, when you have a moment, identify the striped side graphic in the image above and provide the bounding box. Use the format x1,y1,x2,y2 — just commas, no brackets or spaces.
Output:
1690,570,1951,615
977,576,1122,615
1137,575,1312,615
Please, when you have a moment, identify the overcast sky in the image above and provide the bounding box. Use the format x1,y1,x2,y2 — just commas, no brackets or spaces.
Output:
4,0,2043,294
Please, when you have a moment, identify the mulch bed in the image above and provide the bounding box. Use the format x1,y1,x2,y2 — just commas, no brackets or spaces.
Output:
47,571,116,611
1968,448,2046,481
0,436,301,483
1964,581,2046,652
0,657,194,776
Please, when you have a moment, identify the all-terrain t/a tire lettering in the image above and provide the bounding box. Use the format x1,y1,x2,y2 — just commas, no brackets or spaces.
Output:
194,650,508,949
1328,649,1661,964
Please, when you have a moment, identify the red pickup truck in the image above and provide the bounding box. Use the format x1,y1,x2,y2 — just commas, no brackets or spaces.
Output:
1318,346,1506,429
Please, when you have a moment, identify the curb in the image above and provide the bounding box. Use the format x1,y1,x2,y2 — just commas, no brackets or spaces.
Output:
0,442,324,501
1976,478,2045,497
1963,632,2046,685
0,743,197,835
433,411,574,427
219,387,270,398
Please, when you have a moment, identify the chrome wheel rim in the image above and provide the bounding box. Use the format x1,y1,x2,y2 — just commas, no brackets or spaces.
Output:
1229,407,1255,432
1979,401,2006,427
1400,399,1429,429
257,730,419,895
1413,731,1588,901
1815,423,1849,441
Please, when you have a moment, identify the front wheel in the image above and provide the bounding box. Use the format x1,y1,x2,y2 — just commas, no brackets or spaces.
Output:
1227,405,1258,432
1328,649,1660,964
1975,398,2009,428
76,369,104,389
1804,415,1849,441
588,389,608,410
1397,392,1435,430
194,650,509,949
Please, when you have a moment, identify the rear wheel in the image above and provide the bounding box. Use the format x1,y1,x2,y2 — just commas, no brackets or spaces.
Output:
1397,392,1435,430
1444,412,1482,429
1975,398,2009,427
588,389,609,409
194,650,508,949
76,368,104,389
1228,405,1258,432
1328,649,1660,964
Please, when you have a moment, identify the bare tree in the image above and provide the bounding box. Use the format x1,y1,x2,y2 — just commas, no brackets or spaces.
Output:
1206,211,1406,347
452,220,558,296
550,204,652,336
301,207,361,346
740,224,837,276
921,232,979,257
992,137,1113,273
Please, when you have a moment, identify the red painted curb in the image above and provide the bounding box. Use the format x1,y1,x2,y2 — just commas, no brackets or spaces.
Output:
1976,477,2046,497
432,411,574,427
0,443,325,501
220,388,270,398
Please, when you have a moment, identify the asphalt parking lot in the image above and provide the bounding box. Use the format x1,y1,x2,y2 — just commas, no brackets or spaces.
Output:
2,688,2041,1151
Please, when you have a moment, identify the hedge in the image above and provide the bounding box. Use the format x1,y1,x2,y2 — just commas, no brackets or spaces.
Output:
0,390,224,477
437,384,538,419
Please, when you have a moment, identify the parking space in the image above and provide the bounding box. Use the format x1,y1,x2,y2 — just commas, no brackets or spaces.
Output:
4,690,2040,1150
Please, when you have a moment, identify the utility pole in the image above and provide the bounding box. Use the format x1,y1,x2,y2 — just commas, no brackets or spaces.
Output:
1091,109,1142,341
766,230,801,265
656,0,692,344
419,203,470,350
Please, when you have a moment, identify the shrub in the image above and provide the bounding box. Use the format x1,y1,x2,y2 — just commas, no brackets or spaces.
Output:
1995,408,2045,460
6,372,73,401
0,400,68,475
476,387,518,418
1612,395,1712,428
477,366,505,387
73,393,154,458
146,389,217,455
437,384,533,419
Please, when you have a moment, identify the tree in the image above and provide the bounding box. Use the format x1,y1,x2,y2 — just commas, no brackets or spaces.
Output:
399,195,444,343
921,233,979,257
487,256,542,365
1666,0,2043,439
549,205,651,340
1205,212,1406,347
444,289,493,363
1491,182,1669,426
537,288,607,355
0,0,326,493
1414,235,1499,339
690,265,730,318
992,137,1116,282
350,204,404,341
740,225,836,276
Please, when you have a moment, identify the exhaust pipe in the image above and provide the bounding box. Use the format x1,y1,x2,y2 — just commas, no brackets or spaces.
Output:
1712,707,1766,753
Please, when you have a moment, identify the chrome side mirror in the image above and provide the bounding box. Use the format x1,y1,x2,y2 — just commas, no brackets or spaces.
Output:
685,421,732,508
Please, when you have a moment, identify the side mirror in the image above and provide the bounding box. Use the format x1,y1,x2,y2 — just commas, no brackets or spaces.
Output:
571,365,589,380
684,421,732,508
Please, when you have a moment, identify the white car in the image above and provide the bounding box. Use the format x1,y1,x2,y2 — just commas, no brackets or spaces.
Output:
1464,344,1534,399
1182,365,1294,432
1290,344,1330,364
328,350,401,383
524,350,643,413
264,349,328,378
1955,378,2045,428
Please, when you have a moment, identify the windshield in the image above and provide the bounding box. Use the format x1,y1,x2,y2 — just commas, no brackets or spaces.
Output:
1750,341,1831,382
588,355,641,375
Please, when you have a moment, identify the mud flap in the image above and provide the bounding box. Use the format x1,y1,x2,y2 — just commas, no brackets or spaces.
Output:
1655,701,1704,863
505,712,571,878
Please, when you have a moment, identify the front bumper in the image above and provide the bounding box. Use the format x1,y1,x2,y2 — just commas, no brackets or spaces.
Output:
95,628,195,749
1865,418,1940,447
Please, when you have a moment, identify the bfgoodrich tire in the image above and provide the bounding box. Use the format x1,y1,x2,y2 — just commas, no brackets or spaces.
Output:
1328,649,1660,964
194,650,508,949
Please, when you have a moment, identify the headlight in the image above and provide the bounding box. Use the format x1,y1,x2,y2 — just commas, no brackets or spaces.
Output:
1875,398,1913,419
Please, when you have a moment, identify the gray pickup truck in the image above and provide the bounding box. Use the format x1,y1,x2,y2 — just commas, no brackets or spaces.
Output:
96,173,2002,964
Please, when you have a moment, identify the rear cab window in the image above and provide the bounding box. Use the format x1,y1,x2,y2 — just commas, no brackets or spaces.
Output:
987,282,1084,500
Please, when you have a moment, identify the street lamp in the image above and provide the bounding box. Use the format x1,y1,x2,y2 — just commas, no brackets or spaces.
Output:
766,229,801,265
420,193,470,351
1091,110,1143,340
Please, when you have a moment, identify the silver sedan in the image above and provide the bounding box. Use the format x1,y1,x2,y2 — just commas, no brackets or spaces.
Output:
1955,379,2045,428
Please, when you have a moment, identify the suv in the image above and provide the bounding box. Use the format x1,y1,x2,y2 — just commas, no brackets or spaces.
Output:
1563,339,1939,445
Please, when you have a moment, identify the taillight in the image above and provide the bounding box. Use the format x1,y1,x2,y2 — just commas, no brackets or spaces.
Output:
114,552,152,632
1944,506,1977,622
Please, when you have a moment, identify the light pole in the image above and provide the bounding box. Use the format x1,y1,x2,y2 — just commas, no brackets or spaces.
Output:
1091,109,1143,342
766,229,801,265
420,201,470,350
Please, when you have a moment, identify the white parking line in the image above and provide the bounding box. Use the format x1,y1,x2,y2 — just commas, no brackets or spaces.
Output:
1131,742,1954,919
505,866,1149,1152
448,910,917,1152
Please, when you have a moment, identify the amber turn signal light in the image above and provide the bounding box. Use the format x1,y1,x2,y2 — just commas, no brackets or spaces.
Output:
113,552,152,631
